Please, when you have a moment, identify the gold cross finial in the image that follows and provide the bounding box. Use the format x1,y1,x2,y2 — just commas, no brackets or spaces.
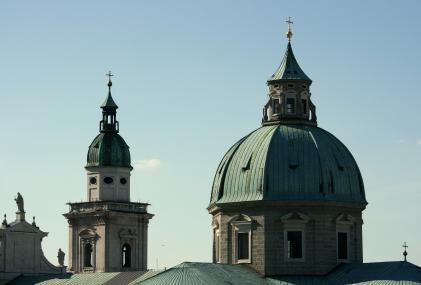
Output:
286,16,293,42
106,71,114,90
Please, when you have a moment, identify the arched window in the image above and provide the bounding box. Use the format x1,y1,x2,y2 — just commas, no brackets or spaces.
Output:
122,244,131,268
84,243,93,267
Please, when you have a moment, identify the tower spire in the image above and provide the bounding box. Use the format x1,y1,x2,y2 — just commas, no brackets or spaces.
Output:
100,71,119,133
286,16,293,42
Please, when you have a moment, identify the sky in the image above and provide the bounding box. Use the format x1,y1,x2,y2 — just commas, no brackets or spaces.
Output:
0,0,420,269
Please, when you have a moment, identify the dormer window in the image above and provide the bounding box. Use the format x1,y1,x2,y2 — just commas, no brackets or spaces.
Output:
286,98,295,114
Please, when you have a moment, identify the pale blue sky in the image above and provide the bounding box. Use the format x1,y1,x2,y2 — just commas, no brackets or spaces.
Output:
0,0,420,268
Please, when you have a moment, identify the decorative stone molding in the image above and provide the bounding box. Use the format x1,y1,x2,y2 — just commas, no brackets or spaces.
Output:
335,213,356,225
119,228,137,239
280,212,310,224
79,228,98,240
228,214,253,223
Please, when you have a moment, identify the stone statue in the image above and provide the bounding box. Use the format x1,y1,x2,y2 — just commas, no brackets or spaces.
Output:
57,248,65,266
14,192,24,213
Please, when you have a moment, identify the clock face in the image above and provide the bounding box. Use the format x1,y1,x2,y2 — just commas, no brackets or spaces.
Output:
103,177,114,184
120,177,127,185
89,177,97,185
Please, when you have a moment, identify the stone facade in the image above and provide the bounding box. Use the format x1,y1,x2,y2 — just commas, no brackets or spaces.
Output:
0,207,62,280
64,202,152,273
209,201,365,276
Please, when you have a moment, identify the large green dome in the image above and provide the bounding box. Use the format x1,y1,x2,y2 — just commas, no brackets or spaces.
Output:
86,133,131,168
210,125,366,205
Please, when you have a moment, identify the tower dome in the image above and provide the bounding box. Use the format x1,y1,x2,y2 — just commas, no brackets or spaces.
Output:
208,20,367,277
86,132,131,168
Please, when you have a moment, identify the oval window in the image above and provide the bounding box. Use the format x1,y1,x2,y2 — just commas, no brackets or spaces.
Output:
103,177,113,184
120,177,127,185
89,177,97,185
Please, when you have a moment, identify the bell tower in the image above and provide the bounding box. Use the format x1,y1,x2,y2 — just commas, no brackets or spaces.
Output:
85,72,132,202
64,73,153,273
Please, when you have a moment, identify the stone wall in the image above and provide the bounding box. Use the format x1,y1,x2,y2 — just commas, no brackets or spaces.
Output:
0,218,62,275
210,201,365,276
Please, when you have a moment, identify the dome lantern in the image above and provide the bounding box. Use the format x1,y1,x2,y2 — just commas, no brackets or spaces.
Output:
100,71,119,133
263,18,317,125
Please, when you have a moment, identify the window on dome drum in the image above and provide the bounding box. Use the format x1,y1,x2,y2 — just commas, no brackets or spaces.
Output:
237,232,250,261
286,98,295,114
84,243,93,267
103,177,113,184
302,99,307,115
214,230,220,263
287,83,294,88
120,177,127,185
89,177,97,185
273,100,280,114
122,244,131,268
287,231,303,259
337,232,348,260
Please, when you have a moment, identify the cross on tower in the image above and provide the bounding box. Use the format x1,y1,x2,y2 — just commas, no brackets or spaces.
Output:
106,71,114,81
402,241,408,261
285,16,293,41
106,71,114,89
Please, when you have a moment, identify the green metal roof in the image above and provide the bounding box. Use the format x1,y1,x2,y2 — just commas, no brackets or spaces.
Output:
86,132,131,168
210,125,366,205
101,92,118,109
267,261,421,285
136,262,267,285
6,262,421,284
268,42,311,83
6,271,160,285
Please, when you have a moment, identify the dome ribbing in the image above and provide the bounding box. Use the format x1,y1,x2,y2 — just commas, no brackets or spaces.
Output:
86,133,131,168
210,125,366,205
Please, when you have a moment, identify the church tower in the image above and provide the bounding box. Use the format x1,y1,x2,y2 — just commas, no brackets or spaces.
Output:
208,20,367,276
64,73,153,273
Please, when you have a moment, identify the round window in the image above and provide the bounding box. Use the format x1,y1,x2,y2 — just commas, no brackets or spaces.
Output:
89,177,97,185
120,177,127,185
103,177,114,184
